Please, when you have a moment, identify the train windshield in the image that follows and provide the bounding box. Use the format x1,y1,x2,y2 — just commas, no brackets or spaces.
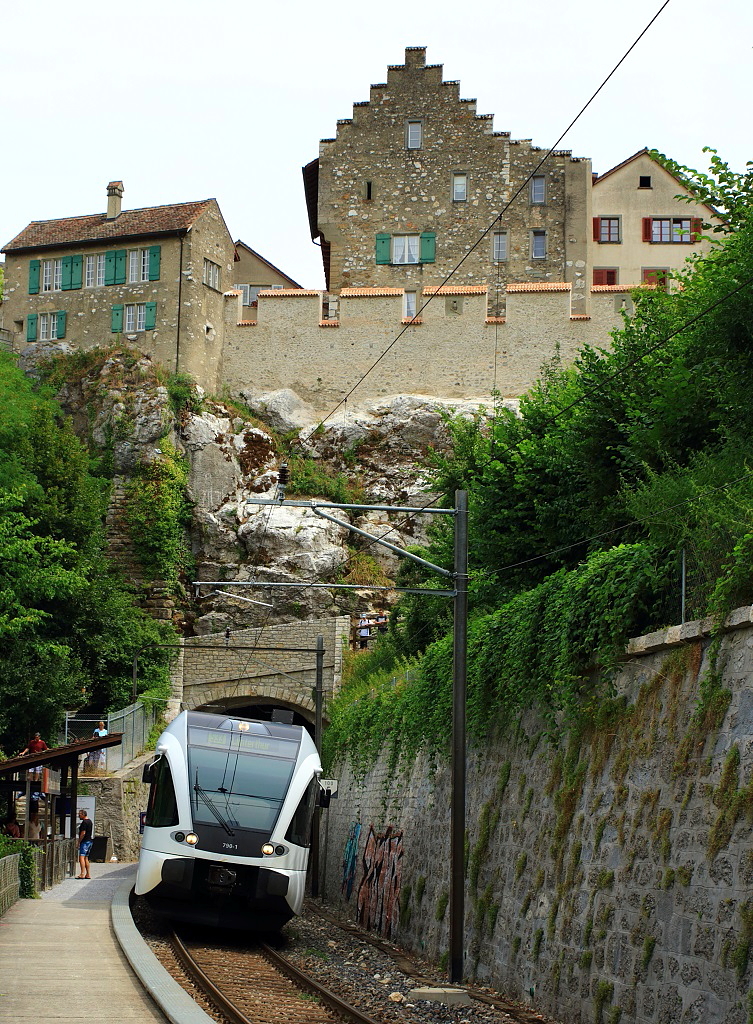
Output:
187,725,300,833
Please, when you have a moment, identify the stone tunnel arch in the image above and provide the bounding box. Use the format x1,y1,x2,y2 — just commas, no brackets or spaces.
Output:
167,617,349,730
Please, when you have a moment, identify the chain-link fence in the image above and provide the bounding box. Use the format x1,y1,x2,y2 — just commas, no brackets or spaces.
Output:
63,700,162,772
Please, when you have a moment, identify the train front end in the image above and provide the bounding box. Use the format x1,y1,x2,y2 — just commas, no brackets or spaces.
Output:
135,711,322,929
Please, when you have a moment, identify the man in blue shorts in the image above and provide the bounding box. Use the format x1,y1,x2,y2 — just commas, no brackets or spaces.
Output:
77,808,93,878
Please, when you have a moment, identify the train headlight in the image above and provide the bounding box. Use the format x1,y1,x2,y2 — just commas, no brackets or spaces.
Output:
237,721,250,731
261,843,275,855
185,832,199,846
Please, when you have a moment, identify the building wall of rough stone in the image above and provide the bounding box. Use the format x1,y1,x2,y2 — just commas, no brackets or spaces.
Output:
178,201,235,391
320,610,753,1024
173,616,349,719
223,286,634,412
2,200,233,394
316,47,591,298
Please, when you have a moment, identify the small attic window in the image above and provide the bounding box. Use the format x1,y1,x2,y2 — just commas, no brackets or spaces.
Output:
639,175,652,189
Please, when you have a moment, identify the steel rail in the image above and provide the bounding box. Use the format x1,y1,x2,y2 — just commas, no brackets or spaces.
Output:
260,942,384,1024
170,930,251,1024
170,929,382,1024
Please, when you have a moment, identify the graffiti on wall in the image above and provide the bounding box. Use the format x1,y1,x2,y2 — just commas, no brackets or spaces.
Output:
341,822,361,900
356,824,403,938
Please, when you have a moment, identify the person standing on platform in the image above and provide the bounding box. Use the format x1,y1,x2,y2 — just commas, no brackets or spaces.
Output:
27,812,41,842
92,721,108,770
76,808,93,878
19,732,48,757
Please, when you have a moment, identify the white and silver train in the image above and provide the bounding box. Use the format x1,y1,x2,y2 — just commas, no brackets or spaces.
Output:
135,710,324,929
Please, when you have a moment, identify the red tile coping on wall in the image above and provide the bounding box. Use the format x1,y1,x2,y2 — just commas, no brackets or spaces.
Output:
236,321,257,326
570,315,592,320
422,285,488,296
224,289,242,296
591,284,641,292
485,317,507,324
340,287,404,297
506,282,571,292
257,289,322,298
319,320,340,327
401,318,424,325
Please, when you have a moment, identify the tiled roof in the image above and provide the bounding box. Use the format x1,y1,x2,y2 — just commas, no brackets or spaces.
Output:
422,285,487,296
485,317,506,324
570,314,592,320
506,282,571,292
3,199,216,253
340,287,403,297
257,289,321,298
319,320,340,327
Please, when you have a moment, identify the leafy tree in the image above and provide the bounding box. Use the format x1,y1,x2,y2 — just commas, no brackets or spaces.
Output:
650,148,753,232
0,353,178,751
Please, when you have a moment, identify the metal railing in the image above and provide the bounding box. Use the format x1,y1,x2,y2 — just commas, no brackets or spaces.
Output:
0,853,20,916
0,838,77,916
36,838,77,889
63,700,161,772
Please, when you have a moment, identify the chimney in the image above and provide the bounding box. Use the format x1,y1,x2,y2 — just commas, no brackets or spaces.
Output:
106,181,124,220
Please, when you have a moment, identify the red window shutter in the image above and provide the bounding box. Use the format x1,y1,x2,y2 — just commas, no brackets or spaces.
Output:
593,269,607,285
691,218,702,241
593,218,600,241
606,270,617,285
642,218,652,242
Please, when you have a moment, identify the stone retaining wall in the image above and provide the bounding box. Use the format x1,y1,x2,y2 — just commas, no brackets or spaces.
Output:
320,610,753,1024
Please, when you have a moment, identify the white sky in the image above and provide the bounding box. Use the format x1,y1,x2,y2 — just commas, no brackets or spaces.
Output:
2,0,751,289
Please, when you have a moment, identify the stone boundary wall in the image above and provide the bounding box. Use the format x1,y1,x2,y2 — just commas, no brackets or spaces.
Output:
321,609,753,1024
223,287,635,413
169,617,349,721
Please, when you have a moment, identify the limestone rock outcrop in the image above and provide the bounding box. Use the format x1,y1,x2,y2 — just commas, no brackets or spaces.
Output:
34,347,493,634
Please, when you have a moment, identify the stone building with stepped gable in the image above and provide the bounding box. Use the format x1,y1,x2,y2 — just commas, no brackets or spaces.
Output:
303,45,592,317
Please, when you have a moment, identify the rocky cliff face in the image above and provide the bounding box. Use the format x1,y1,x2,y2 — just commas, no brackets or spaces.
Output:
22,346,507,636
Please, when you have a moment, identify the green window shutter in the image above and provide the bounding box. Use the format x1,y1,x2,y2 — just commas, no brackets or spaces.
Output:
420,232,436,263
105,251,116,285
56,311,67,339
29,260,40,294
114,250,126,284
111,304,124,332
71,254,83,290
375,233,391,264
144,302,157,330
26,313,38,342
148,245,161,281
61,255,73,290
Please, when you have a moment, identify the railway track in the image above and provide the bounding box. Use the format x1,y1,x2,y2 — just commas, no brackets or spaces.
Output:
171,929,383,1024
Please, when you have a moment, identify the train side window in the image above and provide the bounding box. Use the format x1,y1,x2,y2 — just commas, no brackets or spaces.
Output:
285,778,318,847
145,757,179,827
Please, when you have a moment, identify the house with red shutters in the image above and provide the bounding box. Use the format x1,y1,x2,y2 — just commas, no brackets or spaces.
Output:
591,148,722,289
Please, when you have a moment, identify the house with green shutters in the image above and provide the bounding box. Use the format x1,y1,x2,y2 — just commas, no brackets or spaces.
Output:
1,181,235,391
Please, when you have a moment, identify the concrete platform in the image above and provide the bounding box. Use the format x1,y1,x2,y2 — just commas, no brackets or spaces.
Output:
0,862,212,1024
